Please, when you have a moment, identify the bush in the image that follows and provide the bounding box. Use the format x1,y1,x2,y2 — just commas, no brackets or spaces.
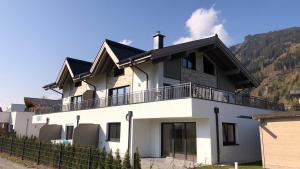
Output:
134,148,141,169
105,149,113,169
113,149,122,169
122,150,131,169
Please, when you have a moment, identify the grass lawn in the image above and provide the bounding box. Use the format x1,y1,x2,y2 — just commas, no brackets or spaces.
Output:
197,162,262,169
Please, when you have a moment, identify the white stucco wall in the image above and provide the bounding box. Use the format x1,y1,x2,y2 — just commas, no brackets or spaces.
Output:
0,112,10,123
10,112,42,137
32,98,273,164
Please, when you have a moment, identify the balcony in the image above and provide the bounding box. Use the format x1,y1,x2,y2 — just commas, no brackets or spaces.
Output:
30,83,284,114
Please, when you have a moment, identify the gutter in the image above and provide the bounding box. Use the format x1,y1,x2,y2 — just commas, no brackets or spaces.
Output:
126,111,133,154
214,107,220,164
130,59,149,90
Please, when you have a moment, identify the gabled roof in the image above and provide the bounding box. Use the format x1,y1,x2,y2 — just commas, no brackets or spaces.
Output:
118,35,259,88
44,57,92,89
90,39,145,75
44,35,259,89
66,57,92,77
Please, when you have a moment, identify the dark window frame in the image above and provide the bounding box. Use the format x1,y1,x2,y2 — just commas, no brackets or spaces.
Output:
182,53,196,70
107,123,121,142
222,123,237,146
203,56,215,75
113,67,125,77
108,86,130,106
66,125,74,140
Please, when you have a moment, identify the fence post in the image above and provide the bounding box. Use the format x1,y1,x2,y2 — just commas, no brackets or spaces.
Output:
88,147,92,169
10,137,13,156
0,137,3,152
21,138,25,160
37,142,41,165
133,152,136,169
58,144,63,169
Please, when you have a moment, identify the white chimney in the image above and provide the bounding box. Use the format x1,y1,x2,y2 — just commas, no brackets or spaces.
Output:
153,31,165,49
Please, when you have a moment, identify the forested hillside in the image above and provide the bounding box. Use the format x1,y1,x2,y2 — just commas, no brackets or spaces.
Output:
231,27,300,105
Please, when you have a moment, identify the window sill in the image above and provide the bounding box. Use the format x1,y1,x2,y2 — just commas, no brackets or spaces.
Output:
106,139,120,142
223,143,239,146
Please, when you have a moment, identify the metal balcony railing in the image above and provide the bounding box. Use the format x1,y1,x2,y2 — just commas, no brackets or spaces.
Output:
30,83,284,114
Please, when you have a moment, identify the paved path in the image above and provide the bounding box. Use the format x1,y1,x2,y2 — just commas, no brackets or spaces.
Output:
0,157,29,169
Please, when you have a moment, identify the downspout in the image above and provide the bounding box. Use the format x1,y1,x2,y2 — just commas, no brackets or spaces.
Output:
130,59,149,90
214,107,220,164
126,111,133,154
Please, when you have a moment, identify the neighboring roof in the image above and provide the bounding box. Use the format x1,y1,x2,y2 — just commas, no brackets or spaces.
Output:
253,111,300,120
24,97,62,108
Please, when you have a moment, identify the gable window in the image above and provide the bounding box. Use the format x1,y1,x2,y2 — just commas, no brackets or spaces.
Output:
182,53,196,70
74,81,82,87
108,86,130,106
113,67,124,77
203,56,215,75
66,125,74,140
107,123,121,142
222,123,237,146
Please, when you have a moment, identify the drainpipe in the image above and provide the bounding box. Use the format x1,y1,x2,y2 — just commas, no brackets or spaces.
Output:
214,107,220,164
130,59,149,90
76,115,80,126
126,111,133,155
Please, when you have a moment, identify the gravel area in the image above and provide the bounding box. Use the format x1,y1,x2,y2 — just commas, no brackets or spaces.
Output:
0,157,30,169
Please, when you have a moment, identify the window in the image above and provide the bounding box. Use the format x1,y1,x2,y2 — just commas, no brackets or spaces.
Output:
108,86,130,106
107,123,121,142
203,56,215,75
71,95,82,110
66,125,74,140
222,123,237,145
113,67,124,77
182,53,196,70
74,81,82,87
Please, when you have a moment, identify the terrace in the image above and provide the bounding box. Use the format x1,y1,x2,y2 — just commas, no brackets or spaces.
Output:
28,83,284,114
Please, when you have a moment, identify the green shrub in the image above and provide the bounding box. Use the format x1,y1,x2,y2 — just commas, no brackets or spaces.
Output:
105,149,113,169
113,149,122,169
122,150,131,169
134,148,141,169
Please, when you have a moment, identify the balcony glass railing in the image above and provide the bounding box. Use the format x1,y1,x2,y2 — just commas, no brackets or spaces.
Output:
29,83,284,114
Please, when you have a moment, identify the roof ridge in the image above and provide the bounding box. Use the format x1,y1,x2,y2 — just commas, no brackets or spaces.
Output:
105,39,145,52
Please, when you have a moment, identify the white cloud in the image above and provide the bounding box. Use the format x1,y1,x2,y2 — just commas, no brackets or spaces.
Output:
174,6,230,44
119,39,133,46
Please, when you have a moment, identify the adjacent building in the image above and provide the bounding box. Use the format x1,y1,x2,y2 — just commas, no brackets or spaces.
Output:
253,111,300,169
31,33,283,164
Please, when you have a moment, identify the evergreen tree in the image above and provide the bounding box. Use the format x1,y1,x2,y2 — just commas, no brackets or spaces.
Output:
133,148,141,169
122,150,131,169
113,149,122,169
99,147,107,169
105,149,113,169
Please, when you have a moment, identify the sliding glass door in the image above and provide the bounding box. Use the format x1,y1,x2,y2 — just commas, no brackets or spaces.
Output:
161,122,196,160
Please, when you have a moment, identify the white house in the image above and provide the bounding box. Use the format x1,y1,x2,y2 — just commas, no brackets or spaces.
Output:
31,32,283,165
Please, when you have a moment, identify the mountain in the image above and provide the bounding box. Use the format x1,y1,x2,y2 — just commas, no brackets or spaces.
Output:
230,27,300,106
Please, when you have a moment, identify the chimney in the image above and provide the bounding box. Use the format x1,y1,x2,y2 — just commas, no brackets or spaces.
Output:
153,31,165,49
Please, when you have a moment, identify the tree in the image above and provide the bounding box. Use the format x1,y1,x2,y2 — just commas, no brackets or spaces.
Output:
122,150,131,169
105,149,113,169
133,148,141,169
113,149,122,169
99,147,107,169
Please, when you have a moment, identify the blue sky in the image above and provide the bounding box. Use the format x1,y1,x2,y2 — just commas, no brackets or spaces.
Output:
0,0,299,109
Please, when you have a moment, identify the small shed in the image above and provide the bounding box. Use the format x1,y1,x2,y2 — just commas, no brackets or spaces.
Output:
73,124,99,147
39,124,62,143
253,111,300,169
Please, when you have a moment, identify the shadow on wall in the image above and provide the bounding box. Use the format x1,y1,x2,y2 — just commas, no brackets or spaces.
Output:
260,124,277,139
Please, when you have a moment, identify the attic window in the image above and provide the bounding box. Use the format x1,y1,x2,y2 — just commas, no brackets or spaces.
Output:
182,53,196,70
203,56,215,75
74,81,82,87
113,67,124,77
